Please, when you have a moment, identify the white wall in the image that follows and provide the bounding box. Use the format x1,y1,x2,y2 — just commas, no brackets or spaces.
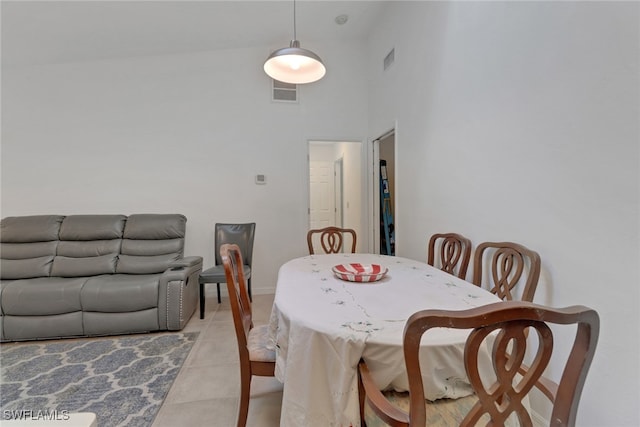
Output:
1,40,370,296
367,2,639,425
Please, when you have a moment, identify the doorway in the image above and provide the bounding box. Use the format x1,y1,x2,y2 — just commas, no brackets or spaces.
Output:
308,141,365,251
372,130,396,255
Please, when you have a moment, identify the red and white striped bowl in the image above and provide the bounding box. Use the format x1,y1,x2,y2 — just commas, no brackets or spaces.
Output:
332,263,388,283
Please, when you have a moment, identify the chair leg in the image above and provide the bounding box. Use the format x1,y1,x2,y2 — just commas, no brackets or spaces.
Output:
358,361,366,426
237,372,252,427
217,283,221,304
248,278,252,302
199,282,205,319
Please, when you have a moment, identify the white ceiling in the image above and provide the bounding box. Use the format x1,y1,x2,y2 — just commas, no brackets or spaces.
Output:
1,1,389,68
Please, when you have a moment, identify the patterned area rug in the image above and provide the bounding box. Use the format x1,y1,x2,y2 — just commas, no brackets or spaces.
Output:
1,332,198,426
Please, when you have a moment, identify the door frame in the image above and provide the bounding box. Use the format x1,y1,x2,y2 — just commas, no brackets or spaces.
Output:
334,157,344,227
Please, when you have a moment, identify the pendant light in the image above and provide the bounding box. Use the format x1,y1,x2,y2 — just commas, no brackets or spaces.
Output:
263,0,326,84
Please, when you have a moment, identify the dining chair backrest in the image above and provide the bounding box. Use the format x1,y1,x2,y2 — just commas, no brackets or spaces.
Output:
427,233,472,280
221,243,253,348
307,226,357,255
215,223,256,267
359,301,600,427
472,241,541,302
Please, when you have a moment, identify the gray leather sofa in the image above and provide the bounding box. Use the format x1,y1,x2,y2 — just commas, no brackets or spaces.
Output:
0,214,202,342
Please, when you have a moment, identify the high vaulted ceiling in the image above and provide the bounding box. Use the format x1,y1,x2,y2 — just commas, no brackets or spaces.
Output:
1,1,389,68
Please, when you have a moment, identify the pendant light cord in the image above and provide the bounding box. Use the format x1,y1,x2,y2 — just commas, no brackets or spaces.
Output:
293,0,297,41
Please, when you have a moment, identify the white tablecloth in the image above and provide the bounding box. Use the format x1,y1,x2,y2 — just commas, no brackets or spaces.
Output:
269,254,502,427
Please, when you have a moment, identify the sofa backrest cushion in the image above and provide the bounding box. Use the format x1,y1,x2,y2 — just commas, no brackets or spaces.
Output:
59,215,126,241
1,215,63,243
1,214,187,278
51,215,126,277
1,254,56,280
0,215,63,279
117,214,186,274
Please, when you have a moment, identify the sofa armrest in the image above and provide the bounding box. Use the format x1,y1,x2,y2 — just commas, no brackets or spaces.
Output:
158,256,202,330
168,256,203,269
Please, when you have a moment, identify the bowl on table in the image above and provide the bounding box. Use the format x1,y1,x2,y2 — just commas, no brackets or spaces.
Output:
332,263,388,283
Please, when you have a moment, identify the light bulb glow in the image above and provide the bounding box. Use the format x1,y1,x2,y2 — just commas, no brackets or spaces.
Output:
290,58,301,70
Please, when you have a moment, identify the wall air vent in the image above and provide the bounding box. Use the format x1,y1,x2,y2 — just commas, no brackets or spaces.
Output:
272,79,298,103
384,48,395,71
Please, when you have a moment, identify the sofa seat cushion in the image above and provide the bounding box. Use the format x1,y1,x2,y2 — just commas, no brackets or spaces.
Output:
81,274,159,313
83,309,159,336
1,277,86,315
0,280,10,315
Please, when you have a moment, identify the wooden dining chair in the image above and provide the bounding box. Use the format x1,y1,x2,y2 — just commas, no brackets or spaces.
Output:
427,233,472,280
307,226,357,254
472,241,541,302
221,243,275,427
358,301,600,427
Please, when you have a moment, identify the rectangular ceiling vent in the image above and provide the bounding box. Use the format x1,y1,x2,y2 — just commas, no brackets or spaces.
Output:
384,48,395,71
272,79,298,103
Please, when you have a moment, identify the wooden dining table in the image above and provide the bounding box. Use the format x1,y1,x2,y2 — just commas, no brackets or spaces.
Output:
268,253,502,427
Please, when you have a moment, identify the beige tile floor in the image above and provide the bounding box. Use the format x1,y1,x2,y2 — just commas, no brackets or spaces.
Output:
152,293,282,427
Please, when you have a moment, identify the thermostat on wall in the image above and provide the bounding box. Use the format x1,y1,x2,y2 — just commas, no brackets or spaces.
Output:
255,174,267,185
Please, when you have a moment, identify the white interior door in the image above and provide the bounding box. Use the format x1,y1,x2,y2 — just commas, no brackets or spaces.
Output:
309,161,335,229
